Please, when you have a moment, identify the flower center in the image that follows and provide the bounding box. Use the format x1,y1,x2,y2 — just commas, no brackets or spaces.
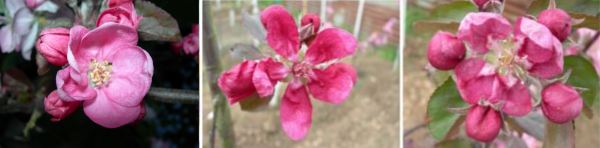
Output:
485,38,523,76
292,62,311,79
88,59,112,87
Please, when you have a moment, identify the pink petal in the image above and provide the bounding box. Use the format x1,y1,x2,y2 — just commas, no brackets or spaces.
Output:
305,28,357,65
82,23,139,59
217,60,258,104
454,58,487,83
83,91,142,128
56,67,97,102
260,5,300,61
280,79,312,140
66,25,90,72
107,45,150,75
465,105,502,142
457,12,512,53
457,75,505,104
44,90,81,122
102,74,150,107
500,81,532,117
527,55,563,79
307,63,356,104
252,58,288,98
515,17,558,64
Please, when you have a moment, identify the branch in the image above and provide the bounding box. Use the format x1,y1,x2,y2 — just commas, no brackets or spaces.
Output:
146,87,199,104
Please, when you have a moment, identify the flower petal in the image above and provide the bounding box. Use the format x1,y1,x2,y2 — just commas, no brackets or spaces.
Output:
107,45,150,74
501,81,532,117
260,5,300,61
280,79,312,140
307,63,356,104
83,91,142,128
252,58,288,98
218,60,258,104
305,28,357,65
66,25,91,72
515,17,558,64
457,75,504,104
12,8,34,37
457,12,512,53
102,73,150,107
56,67,97,102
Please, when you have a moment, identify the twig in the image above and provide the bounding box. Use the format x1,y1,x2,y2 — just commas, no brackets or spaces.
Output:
403,122,427,137
146,87,199,104
204,3,236,148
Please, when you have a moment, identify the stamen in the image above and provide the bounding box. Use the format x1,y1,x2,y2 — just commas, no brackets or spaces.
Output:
88,59,112,87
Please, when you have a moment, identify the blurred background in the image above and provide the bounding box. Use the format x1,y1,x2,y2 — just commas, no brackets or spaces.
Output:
0,0,199,147
202,0,399,147
403,0,600,147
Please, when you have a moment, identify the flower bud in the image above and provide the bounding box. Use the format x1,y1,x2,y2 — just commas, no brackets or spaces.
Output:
427,31,466,70
44,90,80,122
537,8,571,42
541,82,583,124
466,105,502,142
36,28,69,66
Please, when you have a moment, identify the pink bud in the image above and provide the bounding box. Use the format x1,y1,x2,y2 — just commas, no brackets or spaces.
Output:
427,31,466,70
541,82,583,124
44,90,80,122
301,13,321,34
537,8,571,42
466,105,502,142
36,28,70,66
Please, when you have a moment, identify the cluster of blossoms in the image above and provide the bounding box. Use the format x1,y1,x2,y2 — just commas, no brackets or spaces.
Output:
39,0,154,128
427,3,583,142
217,5,357,140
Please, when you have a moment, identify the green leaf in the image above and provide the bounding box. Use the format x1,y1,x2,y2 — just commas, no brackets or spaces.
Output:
427,78,469,140
135,0,181,42
413,20,460,35
430,1,477,22
564,56,600,108
543,122,575,148
435,138,472,148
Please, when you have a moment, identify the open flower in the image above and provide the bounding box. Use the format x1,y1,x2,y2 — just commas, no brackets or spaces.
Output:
218,5,357,140
53,23,153,128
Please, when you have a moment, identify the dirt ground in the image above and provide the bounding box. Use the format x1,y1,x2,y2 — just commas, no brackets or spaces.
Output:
403,34,600,147
201,7,400,148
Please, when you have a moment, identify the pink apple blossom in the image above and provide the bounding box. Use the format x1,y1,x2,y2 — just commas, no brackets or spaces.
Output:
52,23,153,128
36,27,70,66
218,5,357,140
